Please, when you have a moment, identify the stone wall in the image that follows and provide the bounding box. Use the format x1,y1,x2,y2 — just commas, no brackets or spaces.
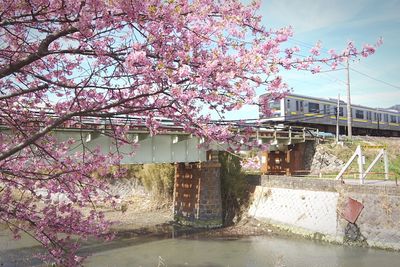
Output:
310,146,345,174
303,140,317,172
174,162,222,227
337,187,400,250
249,175,400,250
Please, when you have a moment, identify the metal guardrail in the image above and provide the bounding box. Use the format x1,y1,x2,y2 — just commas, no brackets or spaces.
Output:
258,171,399,186
335,145,390,184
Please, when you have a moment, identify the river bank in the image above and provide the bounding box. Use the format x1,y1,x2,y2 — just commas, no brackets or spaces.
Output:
2,188,400,267
102,191,396,253
2,181,396,251
2,172,400,267
0,191,310,252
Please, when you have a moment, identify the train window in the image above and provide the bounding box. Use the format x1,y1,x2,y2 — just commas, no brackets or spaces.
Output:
287,99,291,110
374,113,377,121
296,101,299,111
308,102,320,113
366,111,371,120
268,99,281,110
378,113,382,121
334,107,344,116
300,101,303,112
355,110,364,119
384,114,389,122
268,99,281,117
390,115,396,123
323,104,330,114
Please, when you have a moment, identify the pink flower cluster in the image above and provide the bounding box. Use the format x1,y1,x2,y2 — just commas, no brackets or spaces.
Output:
0,0,381,265
241,157,261,171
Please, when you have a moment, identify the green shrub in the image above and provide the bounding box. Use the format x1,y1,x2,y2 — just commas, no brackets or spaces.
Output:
219,152,248,225
92,164,142,180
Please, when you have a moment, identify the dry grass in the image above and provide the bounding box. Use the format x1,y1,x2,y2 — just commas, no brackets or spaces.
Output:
320,137,400,180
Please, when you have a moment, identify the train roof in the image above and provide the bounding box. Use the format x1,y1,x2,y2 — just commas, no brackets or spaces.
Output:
389,104,400,112
260,92,400,115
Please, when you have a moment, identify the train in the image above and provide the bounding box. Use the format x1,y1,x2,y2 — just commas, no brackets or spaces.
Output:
259,93,400,136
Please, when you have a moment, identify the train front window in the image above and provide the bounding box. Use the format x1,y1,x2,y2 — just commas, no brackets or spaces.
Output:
267,99,282,117
268,99,281,110
390,115,396,123
308,102,320,113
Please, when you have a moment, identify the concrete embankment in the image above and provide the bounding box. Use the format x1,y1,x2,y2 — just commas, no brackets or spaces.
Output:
248,176,400,250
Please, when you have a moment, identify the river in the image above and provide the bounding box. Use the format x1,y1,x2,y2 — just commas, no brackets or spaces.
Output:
1,230,400,267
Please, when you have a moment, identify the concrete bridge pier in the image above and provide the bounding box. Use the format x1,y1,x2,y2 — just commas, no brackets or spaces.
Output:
173,151,223,228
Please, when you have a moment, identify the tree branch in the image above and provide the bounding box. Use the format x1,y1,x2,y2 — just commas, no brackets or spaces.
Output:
0,84,48,100
0,27,78,79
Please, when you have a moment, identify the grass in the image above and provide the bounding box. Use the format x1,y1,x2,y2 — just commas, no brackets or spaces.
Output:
318,137,400,181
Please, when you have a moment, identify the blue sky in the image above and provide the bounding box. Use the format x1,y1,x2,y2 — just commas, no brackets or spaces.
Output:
223,0,400,120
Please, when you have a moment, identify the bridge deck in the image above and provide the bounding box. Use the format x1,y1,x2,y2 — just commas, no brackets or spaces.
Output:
1,115,319,164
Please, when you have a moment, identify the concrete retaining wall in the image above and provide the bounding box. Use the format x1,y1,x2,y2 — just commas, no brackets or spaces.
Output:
248,176,400,250
249,187,339,236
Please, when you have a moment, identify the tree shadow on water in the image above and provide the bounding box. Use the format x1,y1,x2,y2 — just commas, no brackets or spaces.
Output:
0,223,210,266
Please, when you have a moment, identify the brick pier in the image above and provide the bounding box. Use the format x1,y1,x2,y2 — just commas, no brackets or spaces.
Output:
173,153,223,227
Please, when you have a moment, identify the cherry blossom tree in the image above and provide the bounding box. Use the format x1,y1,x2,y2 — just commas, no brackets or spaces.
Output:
0,0,381,265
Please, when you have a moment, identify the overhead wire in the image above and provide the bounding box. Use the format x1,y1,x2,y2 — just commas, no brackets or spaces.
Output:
287,37,400,91
349,67,400,90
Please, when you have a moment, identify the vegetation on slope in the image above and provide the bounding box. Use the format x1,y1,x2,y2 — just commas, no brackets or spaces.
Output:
318,137,400,180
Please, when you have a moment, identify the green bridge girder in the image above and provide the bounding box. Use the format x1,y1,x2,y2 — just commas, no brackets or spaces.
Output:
51,126,318,164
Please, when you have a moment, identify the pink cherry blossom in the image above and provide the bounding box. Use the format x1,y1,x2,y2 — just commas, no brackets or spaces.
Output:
0,0,381,265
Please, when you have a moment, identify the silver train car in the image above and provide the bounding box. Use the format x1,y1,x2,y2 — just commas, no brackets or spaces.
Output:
259,93,400,136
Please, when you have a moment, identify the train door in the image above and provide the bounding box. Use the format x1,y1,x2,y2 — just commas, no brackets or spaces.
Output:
286,99,291,115
299,100,304,113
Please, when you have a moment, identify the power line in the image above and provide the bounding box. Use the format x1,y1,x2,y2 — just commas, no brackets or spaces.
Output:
349,67,400,90
288,38,400,91
290,52,348,85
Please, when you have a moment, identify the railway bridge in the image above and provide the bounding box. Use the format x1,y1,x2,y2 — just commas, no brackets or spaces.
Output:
50,123,318,227
2,118,318,227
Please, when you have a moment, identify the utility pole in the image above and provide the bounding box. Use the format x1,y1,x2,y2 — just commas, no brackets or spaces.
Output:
346,60,352,139
336,93,340,143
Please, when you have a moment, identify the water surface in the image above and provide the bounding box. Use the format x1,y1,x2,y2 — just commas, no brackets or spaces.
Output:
86,235,400,267
1,230,400,267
